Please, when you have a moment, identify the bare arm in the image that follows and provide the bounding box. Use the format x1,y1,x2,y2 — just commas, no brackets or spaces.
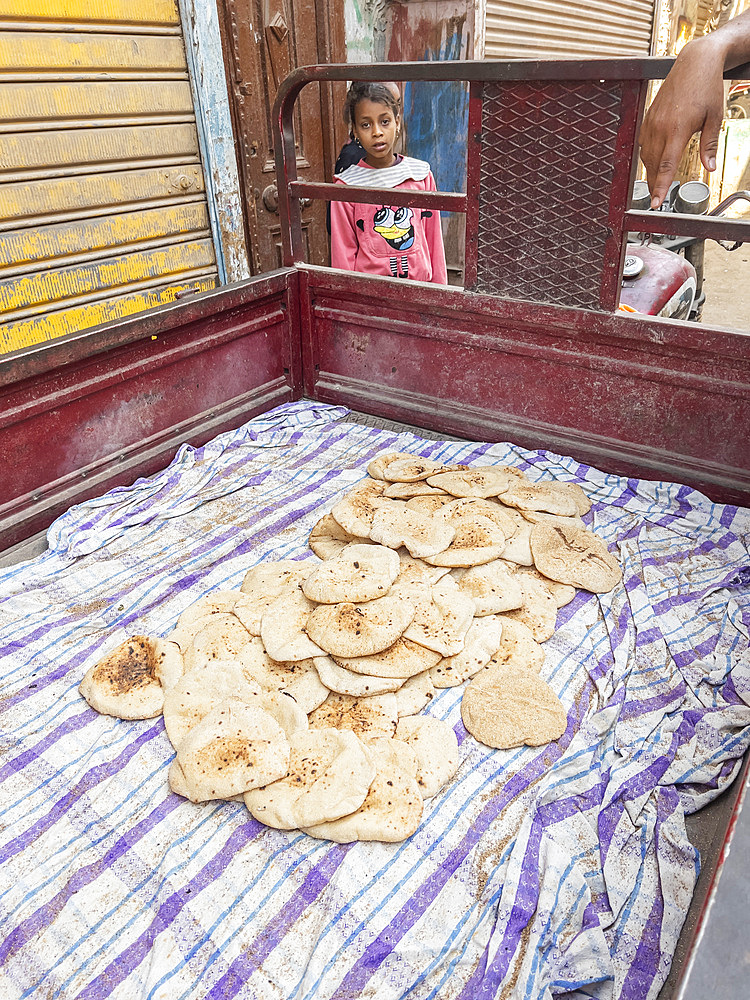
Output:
638,10,750,209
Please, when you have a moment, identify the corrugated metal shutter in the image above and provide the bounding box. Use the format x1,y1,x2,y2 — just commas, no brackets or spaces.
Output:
0,0,219,354
484,0,656,59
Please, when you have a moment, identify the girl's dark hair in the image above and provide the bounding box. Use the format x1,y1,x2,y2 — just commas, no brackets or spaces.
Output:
344,81,400,129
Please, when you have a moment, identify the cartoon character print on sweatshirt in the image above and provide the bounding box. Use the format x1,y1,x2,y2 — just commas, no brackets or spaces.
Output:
357,205,432,279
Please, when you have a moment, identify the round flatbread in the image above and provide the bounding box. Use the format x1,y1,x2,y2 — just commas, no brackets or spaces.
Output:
330,479,389,537
453,559,524,615
308,691,398,741
79,634,170,720
396,715,459,799
333,636,442,680
176,699,290,802
302,543,400,604
461,666,566,749
424,511,507,568
369,504,455,559
367,451,415,480
162,659,262,750
516,566,576,608
176,591,242,628
530,522,622,593
487,617,545,673
394,671,435,717
430,616,503,688
301,745,423,843
313,654,405,697
500,575,558,643
381,456,452,482
259,588,326,662
306,593,416,658
245,728,376,830
402,576,475,656
308,513,369,560
425,466,520,498
239,641,329,713
498,481,579,516
236,560,318,635
182,615,252,673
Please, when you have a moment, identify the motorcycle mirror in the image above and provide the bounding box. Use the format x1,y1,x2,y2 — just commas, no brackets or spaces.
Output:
675,181,710,215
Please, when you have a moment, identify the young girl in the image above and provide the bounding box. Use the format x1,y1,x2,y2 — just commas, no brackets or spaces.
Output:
330,81,448,285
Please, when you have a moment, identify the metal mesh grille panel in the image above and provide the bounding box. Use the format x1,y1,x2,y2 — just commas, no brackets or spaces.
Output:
475,80,623,309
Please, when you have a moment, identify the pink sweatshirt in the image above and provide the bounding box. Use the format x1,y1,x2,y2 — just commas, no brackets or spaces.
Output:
330,156,448,285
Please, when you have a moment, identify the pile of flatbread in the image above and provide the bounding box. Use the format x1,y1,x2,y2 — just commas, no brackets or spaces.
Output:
79,451,622,843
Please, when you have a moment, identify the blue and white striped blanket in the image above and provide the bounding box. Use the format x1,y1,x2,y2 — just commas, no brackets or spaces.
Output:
1,400,748,1000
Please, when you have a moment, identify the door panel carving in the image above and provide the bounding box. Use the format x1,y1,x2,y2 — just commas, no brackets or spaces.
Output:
218,0,345,273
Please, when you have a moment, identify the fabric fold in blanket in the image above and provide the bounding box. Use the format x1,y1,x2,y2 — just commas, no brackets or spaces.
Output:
0,400,748,1000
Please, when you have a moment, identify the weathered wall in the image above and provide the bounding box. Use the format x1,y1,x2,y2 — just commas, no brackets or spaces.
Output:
387,1,474,282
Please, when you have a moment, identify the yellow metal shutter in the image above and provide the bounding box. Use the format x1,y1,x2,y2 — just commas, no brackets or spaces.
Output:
483,0,656,59
0,0,219,354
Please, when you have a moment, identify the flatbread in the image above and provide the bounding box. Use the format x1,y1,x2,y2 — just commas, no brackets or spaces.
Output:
438,497,519,538
394,671,435,716
168,613,238,653
79,634,172,720
381,456,451,482
236,560,318,635
332,636,442,680
396,715,459,798
369,503,455,559
302,745,423,843
384,482,449,500
308,513,369,560
425,466,520,498
239,640,329,713
176,591,242,628
313,654,405,697
182,615,252,673
367,451,414,480
308,691,398,741
330,479,389,537
305,593,416,658
430,616,504,688
516,566,576,608
487,617,545,673
405,494,457,516
245,728,376,830
497,521,534,566
461,666,567,749
423,511,507,568
530,522,622,593
500,575,558,642
162,659,262,750
402,576,475,656
259,587,326,662
176,699,290,802
498,481,579,517
302,543,400,604
452,559,524,615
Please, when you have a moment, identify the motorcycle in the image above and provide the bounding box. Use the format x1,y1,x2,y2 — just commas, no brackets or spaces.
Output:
620,179,750,321
727,81,750,119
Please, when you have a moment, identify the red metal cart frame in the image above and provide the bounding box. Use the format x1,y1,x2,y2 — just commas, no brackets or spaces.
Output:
1,58,749,553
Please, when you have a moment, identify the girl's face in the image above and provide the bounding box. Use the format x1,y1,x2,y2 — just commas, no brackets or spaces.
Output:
351,97,399,168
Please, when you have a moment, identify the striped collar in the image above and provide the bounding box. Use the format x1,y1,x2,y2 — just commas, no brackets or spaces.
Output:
336,156,431,189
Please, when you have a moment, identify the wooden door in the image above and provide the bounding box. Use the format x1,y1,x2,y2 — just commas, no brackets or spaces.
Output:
218,0,345,274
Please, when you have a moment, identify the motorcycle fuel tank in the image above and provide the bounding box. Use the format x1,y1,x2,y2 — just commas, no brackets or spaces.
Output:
619,243,696,319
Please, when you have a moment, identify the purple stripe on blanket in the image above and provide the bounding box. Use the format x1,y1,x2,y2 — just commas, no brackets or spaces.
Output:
0,721,162,866
0,793,181,968
75,828,347,1000
202,845,349,1000
326,685,596,1000
0,707,93,782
